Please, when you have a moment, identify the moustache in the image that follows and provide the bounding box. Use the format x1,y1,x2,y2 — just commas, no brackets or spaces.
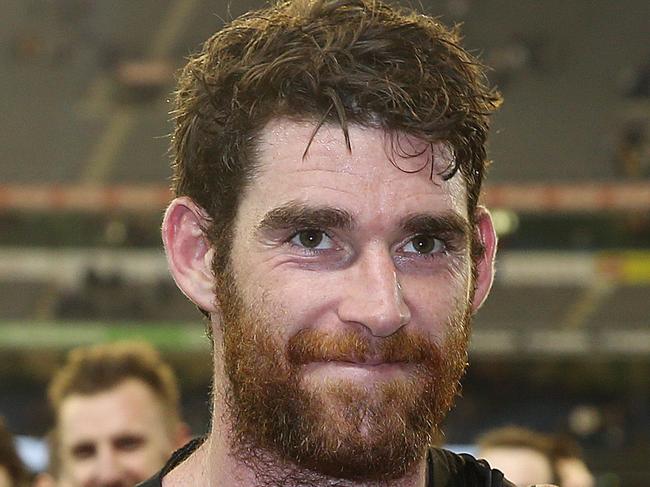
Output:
286,329,440,366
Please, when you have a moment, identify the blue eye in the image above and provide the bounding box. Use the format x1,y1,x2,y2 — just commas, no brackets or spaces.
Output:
289,229,335,250
402,234,445,255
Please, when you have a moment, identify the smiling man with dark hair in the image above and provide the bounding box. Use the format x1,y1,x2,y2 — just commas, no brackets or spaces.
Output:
48,341,190,487
145,1,512,486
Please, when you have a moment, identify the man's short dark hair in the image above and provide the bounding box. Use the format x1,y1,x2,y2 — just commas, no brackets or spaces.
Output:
48,341,182,434
171,0,501,275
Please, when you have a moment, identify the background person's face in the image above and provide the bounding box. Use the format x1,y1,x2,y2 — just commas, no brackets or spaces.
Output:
0,466,11,487
215,120,484,479
57,379,175,487
479,447,554,487
556,458,595,487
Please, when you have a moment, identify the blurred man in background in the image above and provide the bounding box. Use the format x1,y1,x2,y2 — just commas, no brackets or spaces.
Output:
476,426,557,487
552,436,595,487
150,0,514,485
46,341,189,487
0,418,29,487
476,426,595,487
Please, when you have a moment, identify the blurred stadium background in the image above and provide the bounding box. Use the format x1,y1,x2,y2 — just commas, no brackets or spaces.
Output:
1,0,649,485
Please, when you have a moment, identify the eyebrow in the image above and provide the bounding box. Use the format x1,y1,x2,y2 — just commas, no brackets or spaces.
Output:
257,203,470,241
256,202,355,233
402,212,471,241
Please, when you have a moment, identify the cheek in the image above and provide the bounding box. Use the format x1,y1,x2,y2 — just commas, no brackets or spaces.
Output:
122,448,158,472
402,270,470,329
248,270,343,339
68,462,93,481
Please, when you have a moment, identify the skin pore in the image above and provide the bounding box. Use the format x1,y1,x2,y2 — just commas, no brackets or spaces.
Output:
163,119,497,487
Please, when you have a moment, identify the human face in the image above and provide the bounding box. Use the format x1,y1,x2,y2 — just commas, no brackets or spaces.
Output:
57,379,175,487
479,447,554,487
556,458,595,487
212,120,491,479
0,466,11,487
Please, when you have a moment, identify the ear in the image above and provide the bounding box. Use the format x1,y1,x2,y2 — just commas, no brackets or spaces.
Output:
471,206,498,312
162,197,218,313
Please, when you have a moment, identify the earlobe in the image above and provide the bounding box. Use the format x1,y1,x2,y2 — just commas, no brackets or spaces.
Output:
162,197,218,313
471,206,498,312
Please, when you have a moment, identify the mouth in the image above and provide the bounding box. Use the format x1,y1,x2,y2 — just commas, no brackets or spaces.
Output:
300,359,413,379
322,358,406,366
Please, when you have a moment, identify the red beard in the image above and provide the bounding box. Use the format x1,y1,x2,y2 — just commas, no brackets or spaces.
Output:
218,274,470,481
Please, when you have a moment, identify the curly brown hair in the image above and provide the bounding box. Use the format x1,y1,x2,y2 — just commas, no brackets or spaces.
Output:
171,0,501,274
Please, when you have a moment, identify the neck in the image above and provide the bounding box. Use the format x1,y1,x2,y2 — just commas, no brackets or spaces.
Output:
164,401,429,487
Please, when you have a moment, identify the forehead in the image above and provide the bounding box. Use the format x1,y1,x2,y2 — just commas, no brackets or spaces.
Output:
248,119,468,221
58,379,164,443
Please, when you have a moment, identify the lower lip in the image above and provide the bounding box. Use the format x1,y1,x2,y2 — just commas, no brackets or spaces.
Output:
301,361,411,380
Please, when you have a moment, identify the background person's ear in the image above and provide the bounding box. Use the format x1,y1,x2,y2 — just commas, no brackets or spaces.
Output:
162,197,218,313
471,206,498,312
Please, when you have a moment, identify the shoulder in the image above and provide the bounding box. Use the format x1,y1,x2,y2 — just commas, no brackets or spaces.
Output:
428,448,515,487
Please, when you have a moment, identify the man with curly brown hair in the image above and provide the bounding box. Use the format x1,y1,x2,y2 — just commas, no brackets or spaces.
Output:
148,0,511,485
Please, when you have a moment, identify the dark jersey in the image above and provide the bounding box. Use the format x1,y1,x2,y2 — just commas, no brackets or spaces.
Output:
137,438,514,487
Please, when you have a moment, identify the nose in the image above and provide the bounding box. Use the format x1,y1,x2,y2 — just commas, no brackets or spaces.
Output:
91,447,126,487
337,244,411,337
